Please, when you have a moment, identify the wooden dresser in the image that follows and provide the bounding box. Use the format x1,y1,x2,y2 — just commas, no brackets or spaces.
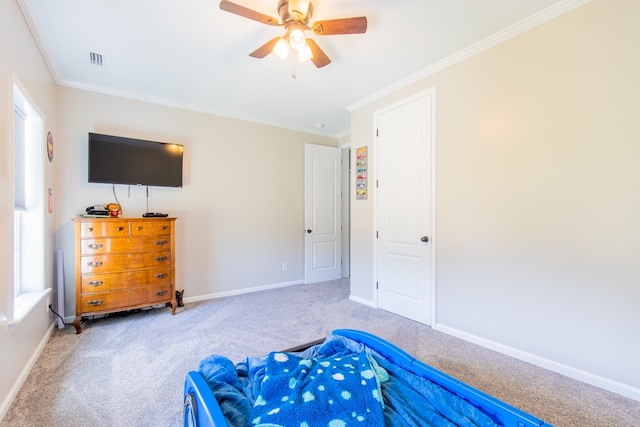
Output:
72,217,177,333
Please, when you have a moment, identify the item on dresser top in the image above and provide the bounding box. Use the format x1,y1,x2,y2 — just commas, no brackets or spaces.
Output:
106,203,121,217
85,204,109,216
143,212,169,217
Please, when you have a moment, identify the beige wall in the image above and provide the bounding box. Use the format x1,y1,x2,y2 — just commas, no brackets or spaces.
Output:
55,87,337,315
2,0,337,416
3,0,639,417
350,0,640,398
0,0,59,418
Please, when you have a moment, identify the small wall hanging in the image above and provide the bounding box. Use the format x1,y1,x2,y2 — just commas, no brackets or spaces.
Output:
47,131,54,162
356,146,367,200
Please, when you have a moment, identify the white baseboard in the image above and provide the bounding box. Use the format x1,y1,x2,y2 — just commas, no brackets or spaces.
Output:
0,322,55,421
182,279,305,303
435,323,640,402
61,280,307,323
348,294,376,307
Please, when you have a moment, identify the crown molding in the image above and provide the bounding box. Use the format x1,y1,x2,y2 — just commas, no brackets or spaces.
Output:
17,0,340,139
17,0,62,83
346,0,591,112
58,78,339,138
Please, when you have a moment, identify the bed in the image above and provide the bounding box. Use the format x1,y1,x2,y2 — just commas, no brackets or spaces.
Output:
183,329,553,427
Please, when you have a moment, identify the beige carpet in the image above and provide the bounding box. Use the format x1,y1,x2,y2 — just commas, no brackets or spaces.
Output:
2,279,639,426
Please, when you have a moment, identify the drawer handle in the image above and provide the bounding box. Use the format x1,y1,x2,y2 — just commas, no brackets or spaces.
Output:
137,226,143,231
87,299,103,306
155,273,168,279
87,261,103,268
155,290,168,297
155,256,168,262
118,226,124,231
155,240,168,246
88,280,104,287
161,226,168,230
88,243,104,249
88,227,94,232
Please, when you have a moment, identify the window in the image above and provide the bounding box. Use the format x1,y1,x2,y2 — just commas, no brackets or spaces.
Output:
12,84,46,322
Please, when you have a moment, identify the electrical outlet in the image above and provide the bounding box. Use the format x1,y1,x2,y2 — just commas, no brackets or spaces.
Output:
282,262,287,271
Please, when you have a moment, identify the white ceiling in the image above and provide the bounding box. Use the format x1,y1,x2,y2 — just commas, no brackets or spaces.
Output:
19,0,575,137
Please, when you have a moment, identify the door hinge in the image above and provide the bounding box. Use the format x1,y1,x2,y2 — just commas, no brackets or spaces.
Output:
376,230,378,238
376,129,379,137
376,281,379,290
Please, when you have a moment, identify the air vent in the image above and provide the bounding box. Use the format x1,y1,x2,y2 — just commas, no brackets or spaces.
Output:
89,52,103,66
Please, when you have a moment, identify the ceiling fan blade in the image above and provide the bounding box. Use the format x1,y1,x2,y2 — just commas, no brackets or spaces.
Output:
249,37,280,58
306,39,331,68
312,17,367,35
219,0,279,26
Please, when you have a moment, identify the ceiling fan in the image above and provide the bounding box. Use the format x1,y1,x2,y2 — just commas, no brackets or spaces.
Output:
219,0,367,68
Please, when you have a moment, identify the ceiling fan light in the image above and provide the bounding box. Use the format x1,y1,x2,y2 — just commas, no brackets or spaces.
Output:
298,43,313,62
289,29,306,50
273,37,290,59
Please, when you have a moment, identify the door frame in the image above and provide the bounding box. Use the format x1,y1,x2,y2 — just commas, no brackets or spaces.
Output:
373,88,437,325
340,144,351,278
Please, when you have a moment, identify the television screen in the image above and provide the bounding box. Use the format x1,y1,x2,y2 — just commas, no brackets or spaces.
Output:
88,133,183,187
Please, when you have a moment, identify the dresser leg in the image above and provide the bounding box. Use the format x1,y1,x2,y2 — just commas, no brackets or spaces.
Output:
73,316,82,334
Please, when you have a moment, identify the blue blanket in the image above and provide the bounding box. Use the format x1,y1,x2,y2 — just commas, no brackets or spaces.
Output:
197,335,501,427
250,350,385,427
197,355,253,427
377,357,499,427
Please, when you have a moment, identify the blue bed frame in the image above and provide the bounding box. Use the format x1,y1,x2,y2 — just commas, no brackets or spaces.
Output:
183,329,553,427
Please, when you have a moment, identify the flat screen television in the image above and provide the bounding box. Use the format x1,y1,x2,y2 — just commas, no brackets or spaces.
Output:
88,133,183,187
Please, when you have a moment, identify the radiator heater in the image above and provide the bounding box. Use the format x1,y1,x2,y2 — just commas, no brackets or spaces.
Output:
55,248,65,329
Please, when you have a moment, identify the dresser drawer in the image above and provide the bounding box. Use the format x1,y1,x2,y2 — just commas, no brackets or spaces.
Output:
80,237,172,255
81,267,172,292
147,284,173,303
80,251,171,274
81,288,149,313
81,284,173,313
80,221,129,238
130,221,172,237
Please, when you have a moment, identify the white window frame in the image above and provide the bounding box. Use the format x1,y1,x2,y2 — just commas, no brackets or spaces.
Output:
10,82,49,327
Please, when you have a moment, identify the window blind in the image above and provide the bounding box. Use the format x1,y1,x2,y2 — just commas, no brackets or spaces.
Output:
13,105,27,211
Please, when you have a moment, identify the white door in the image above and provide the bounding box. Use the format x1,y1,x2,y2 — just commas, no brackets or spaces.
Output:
376,90,435,325
305,144,342,284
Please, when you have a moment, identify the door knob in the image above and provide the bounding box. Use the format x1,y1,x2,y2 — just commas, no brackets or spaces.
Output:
421,236,429,243
306,229,312,233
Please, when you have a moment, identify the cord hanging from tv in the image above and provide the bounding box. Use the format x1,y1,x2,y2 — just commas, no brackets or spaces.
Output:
143,185,168,217
88,132,183,188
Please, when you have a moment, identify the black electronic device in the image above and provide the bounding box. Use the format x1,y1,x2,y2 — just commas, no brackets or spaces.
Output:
143,212,169,217
85,205,109,216
88,133,183,187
